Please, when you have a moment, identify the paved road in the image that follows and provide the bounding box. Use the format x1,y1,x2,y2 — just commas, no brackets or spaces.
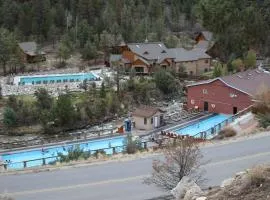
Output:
1,134,270,200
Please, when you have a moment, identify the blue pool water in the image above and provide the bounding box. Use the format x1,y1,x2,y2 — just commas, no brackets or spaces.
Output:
1,136,125,170
19,73,98,85
174,114,231,137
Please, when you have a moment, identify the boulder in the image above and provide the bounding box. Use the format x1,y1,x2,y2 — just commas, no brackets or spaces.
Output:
171,176,204,200
196,197,207,200
220,177,234,188
184,185,204,200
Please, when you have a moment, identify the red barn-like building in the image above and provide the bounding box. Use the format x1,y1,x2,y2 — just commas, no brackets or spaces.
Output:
187,69,270,114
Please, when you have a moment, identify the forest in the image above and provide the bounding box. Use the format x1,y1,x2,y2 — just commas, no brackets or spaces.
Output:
0,0,270,73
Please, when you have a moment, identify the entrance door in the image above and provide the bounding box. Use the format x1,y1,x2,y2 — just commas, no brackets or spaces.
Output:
233,107,238,114
154,116,158,128
204,102,209,112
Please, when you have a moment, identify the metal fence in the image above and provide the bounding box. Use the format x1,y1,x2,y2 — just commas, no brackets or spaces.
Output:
193,105,253,139
0,141,149,171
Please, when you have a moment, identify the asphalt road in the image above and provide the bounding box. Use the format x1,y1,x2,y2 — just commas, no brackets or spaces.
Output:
1,134,270,200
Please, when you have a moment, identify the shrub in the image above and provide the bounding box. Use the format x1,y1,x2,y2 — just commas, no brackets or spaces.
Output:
257,113,270,128
58,146,86,163
124,135,142,154
252,103,270,115
249,166,267,187
218,128,237,138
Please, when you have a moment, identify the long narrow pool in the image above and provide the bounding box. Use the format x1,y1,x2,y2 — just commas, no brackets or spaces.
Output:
1,136,126,170
173,114,232,138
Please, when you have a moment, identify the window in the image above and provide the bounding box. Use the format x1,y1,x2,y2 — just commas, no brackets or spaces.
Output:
230,93,237,98
205,59,209,64
203,89,208,94
189,71,193,75
151,117,153,124
144,118,147,125
204,68,208,73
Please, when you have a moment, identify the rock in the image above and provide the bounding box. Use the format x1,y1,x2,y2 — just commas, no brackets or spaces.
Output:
184,185,204,200
220,177,234,188
171,176,204,200
196,197,207,200
235,171,247,177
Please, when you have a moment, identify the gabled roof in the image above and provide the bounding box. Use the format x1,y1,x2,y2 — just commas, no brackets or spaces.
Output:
132,105,164,118
187,69,270,96
127,42,174,63
168,48,211,62
194,40,215,51
18,42,45,56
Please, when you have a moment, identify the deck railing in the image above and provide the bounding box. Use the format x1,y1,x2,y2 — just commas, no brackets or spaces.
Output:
0,141,149,170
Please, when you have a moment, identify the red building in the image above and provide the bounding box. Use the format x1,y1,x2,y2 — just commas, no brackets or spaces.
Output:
187,69,270,114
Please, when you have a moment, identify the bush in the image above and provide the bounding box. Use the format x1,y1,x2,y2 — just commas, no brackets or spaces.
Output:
257,113,270,128
124,135,142,154
58,146,86,163
218,128,237,138
252,103,270,115
249,166,267,187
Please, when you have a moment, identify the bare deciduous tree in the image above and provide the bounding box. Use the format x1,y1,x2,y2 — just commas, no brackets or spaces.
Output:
144,138,205,190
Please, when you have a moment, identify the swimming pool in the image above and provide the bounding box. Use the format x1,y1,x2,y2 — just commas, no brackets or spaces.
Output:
14,72,100,86
1,136,125,170
173,114,232,138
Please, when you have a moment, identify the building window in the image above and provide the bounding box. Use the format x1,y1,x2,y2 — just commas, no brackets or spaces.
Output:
204,68,208,72
151,117,153,124
203,89,208,94
144,118,147,125
230,93,237,98
189,71,193,75
205,59,209,64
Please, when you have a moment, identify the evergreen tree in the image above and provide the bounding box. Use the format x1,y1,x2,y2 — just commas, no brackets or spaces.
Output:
54,94,76,126
3,107,16,127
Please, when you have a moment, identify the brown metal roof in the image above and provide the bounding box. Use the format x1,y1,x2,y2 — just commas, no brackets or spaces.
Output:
187,69,270,96
132,105,164,118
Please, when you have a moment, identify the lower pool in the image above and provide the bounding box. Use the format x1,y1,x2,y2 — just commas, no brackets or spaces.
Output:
1,136,126,170
173,114,231,137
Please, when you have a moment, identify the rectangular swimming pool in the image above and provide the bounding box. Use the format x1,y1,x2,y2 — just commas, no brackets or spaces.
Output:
173,114,232,138
1,136,126,170
14,72,99,86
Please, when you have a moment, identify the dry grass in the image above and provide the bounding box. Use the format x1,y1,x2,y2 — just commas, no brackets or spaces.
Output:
216,128,237,139
207,165,270,200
